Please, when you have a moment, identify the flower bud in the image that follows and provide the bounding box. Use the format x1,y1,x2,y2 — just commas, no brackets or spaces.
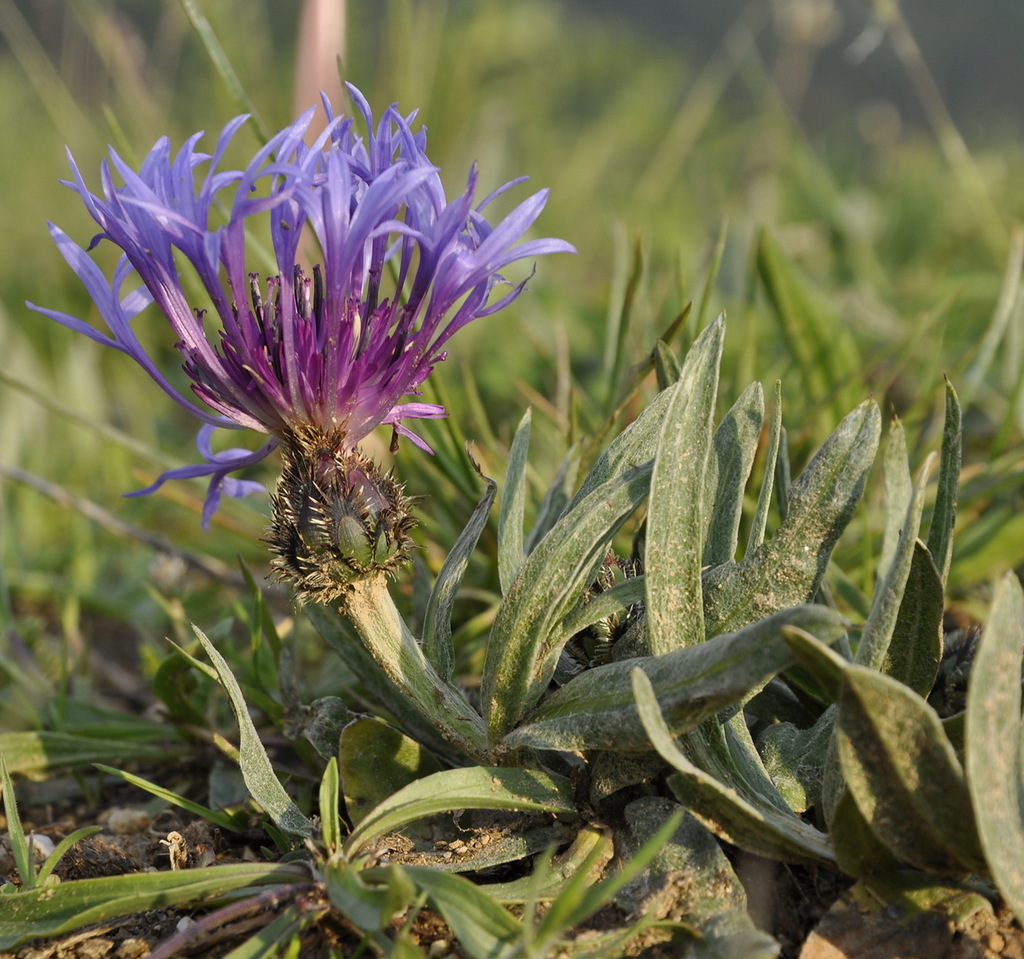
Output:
268,434,415,603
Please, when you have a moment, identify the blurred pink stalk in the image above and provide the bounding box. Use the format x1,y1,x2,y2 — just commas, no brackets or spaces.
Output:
293,0,348,141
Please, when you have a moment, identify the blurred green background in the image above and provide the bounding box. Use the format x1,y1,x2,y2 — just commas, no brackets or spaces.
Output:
2,0,1023,728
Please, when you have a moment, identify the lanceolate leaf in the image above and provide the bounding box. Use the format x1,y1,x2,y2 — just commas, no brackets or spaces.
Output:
501,605,848,754
836,664,985,875
498,409,532,595
191,627,312,840
855,452,935,671
653,339,683,390
704,380,765,568
926,378,962,586
0,863,309,949
882,541,944,697
525,443,583,553
422,458,497,679
877,416,912,588
344,766,578,856
702,399,880,639
746,379,783,555
646,317,724,653
482,462,652,743
632,671,835,866
617,797,780,959
965,573,1024,925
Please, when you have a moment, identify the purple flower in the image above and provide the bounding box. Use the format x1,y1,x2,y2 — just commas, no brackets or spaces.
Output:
32,85,574,527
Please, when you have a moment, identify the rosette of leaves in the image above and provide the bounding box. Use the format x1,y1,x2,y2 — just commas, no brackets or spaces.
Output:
293,315,883,955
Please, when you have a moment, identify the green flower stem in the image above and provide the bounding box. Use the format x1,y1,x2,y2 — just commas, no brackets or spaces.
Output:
338,575,490,763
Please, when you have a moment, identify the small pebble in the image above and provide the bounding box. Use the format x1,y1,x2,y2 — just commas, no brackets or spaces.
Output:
106,808,153,835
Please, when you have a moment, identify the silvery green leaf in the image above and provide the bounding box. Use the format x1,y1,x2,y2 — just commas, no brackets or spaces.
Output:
422,455,497,679
617,797,779,959
498,408,532,595
757,708,834,813
878,415,912,587
501,605,848,754
482,462,652,743
836,663,985,875
682,712,797,820
632,670,834,866
855,452,935,671
190,626,312,840
344,766,577,856
828,789,901,879
787,625,984,875
556,574,646,641
645,316,724,653
746,379,783,555
882,541,944,697
702,399,880,639
925,378,962,586
704,381,765,568
966,572,1024,925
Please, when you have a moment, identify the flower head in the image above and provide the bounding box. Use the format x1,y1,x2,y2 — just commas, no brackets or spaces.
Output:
32,85,574,532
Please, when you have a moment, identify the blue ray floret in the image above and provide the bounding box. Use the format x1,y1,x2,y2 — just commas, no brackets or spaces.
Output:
32,85,574,538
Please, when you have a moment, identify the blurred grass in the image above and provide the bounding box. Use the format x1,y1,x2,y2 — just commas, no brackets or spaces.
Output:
2,0,1023,725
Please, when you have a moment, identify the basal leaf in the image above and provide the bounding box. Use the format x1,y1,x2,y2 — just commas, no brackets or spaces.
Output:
855,453,935,671
422,456,497,679
483,462,652,743
704,381,764,568
345,766,578,856
632,670,835,865
191,627,312,840
703,399,880,639
0,863,309,949
498,409,532,595
502,605,848,754
525,443,583,553
837,664,985,875
965,572,1024,925
877,415,912,588
926,377,962,586
746,379,783,555
617,797,778,959
561,381,672,515
883,541,944,697
339,717,444,828
645,316,723,653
